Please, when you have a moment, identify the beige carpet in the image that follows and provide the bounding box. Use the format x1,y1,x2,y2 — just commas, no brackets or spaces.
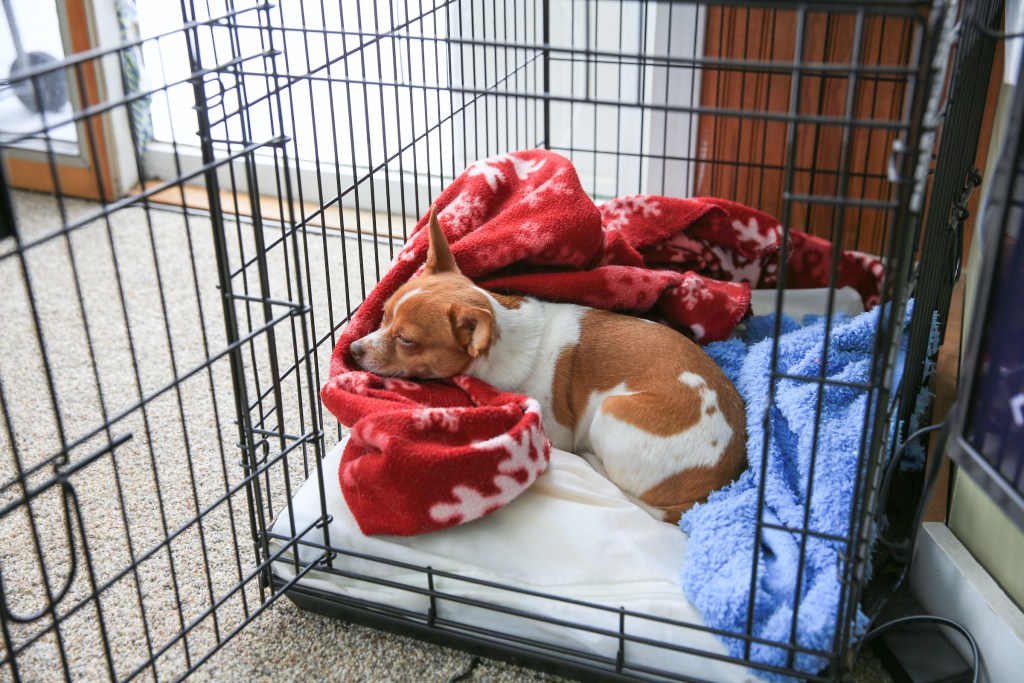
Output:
0,189,559,682
0,189,888,682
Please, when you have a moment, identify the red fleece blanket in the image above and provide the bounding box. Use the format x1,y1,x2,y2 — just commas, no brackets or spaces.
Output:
321,150,883,536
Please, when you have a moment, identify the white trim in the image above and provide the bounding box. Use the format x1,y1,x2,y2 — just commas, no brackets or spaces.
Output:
145,142,438,221
642,2,704,197
87,0,141,196
911,522,1024,683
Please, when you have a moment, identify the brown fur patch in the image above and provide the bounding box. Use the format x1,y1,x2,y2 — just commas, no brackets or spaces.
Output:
550,309,747,519
551,310,744,438
601,388,703,437
640,424,748,524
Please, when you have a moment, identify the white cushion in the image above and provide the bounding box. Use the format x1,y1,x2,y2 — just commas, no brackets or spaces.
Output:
270,440,762,681
749,285,865,319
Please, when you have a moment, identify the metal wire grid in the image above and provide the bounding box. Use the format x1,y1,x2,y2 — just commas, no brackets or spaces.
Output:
896,0,1005,461
0,0,962,680
0,5,301,679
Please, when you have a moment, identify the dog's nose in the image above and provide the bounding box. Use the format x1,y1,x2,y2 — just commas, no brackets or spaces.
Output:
350,340,365,359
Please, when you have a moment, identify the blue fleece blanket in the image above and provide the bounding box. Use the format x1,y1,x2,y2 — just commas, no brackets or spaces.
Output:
681,304,916,680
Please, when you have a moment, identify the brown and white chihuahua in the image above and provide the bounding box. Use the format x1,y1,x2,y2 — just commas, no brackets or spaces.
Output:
350,207,747,523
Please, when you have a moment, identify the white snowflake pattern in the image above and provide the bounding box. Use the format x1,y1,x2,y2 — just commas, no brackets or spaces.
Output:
674,274,716,310
440,191,487,235
428,405,547,524
633,196,663,219
542,241,581,265
411,407,462,432
848,249,885,278
384,377,421,392
466,158,506,190
520,168,571,208
731,216,779,251
354,421,392,452
602,196,662,232
710,245,764,283
466,153,546,191
664,231,708,254
335,373,368,394
451,375,475,393
506,154,546,181
397,242,420,263
522,397,543,417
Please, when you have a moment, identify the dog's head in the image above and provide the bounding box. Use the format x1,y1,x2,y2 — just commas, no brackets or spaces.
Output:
349,206,494,379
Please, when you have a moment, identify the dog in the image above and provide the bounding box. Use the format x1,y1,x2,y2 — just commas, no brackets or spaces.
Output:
349,206,747,523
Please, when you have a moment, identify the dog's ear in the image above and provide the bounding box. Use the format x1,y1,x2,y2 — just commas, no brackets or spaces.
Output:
449,303,493,358
423,205,459,274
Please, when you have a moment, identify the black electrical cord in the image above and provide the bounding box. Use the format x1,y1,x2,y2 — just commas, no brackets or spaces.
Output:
901,418,954,565
874,422,947,551
969,15,1024,41
863,419,952,614
861,615,981,683
852,417,980,683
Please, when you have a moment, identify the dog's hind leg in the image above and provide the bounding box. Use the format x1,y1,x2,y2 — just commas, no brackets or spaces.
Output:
586,389,740,524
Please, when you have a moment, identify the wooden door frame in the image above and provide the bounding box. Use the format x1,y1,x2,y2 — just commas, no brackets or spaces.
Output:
4,0,118,200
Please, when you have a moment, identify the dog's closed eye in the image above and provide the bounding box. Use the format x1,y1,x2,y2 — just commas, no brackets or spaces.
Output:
394,334,420,352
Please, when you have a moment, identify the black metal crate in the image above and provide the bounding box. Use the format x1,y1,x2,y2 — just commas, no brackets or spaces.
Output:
0,0,1001,680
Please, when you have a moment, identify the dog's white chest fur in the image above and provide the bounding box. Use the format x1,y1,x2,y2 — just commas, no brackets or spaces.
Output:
467,294,583,452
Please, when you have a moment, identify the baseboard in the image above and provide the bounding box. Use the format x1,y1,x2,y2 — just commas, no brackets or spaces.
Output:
911,523,1024,683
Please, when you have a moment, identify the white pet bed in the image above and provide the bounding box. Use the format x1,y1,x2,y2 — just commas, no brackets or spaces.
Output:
270,440,764,682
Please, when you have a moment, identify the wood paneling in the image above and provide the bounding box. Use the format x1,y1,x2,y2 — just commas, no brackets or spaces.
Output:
695,8,916,253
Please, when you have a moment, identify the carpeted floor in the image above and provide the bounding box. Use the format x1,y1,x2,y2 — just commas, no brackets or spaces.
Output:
0,189,890,682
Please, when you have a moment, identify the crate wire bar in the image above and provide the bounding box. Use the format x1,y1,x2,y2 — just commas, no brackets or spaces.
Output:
0,0,987,680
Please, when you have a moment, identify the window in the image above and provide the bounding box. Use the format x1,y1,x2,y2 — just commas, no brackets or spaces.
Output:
136,0,699,212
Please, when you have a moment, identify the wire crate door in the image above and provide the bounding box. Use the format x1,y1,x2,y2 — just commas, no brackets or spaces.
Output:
177,0,335,608
0,4,335,681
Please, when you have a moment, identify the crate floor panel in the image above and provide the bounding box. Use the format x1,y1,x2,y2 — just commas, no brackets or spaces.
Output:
269,440,761,682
